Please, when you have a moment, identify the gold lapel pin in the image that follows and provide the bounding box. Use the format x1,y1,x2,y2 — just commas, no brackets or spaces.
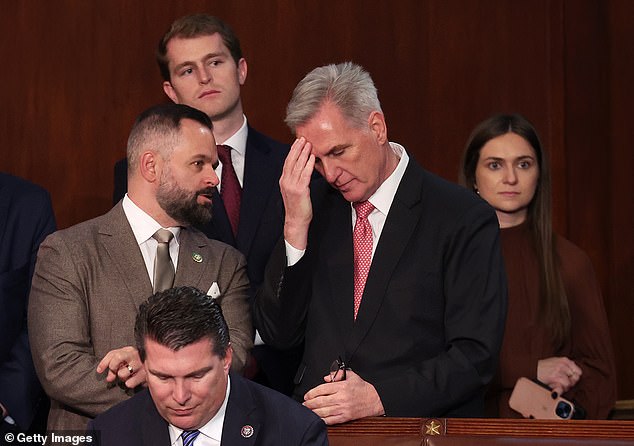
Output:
192,252,203,263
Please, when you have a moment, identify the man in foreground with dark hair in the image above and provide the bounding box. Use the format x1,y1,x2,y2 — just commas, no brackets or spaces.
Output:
88,286,328,445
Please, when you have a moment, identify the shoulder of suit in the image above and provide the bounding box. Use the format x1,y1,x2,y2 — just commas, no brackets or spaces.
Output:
247,126,290,153
183,228,246,259
91,388,153,426
416,165,490,212
45,205,124,245
0,172,52,206
231,373,321,423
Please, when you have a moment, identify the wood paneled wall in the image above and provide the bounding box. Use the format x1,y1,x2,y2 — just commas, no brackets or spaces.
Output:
1,0,632,400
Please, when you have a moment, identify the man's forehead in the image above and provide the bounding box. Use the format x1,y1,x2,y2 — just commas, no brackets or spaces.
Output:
166,34,229,61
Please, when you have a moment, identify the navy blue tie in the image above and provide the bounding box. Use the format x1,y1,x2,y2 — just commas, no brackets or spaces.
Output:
181,430,200,446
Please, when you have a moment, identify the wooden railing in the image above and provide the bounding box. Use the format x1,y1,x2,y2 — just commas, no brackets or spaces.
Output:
328,417,634,445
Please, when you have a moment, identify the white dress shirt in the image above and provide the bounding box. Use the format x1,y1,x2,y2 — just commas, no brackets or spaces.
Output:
168,376,231,446
216,115,248,188
121,195,180,287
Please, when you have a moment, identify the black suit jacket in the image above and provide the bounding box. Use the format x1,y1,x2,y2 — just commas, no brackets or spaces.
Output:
0,173,56,429
87,373,328,446
254,156,508,417
114,126,288,300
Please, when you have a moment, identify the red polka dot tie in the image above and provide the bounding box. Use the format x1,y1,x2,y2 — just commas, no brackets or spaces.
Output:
353,201,374,320
217,144,242,237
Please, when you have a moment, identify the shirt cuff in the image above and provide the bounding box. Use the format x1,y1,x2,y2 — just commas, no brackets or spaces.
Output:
285,240,305,266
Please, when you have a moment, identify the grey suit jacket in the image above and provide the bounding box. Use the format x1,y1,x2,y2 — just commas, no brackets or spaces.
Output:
28,203,253,430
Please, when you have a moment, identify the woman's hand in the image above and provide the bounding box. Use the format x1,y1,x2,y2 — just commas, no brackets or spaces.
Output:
537,356,582,395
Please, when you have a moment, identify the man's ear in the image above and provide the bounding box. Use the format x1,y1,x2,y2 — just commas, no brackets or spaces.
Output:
368,111,388,145
223,344,234,373
139,151,161,183
163,81,179,104
237,58,248,86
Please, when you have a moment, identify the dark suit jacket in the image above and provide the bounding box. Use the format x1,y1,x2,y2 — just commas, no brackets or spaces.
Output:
0,173,56,429
87,373,328,446
254,157,508,417
114,126,289,300
28,203,253,430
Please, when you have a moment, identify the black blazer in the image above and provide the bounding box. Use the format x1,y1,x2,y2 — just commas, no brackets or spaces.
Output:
113,126,288,300
254,157,508,417
87,373,328,446
0,173,56,429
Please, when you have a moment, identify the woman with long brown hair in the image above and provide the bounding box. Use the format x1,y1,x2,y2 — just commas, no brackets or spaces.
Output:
460,113,616,418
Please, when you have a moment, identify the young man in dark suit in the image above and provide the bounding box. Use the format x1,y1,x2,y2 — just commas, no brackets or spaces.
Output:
254,62,508,424
88,286,327,446
0,173,55,434
113,14,298,395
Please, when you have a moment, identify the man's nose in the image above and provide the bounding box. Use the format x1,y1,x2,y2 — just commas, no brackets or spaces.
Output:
205,162,220,188
320,160,339,184
198,65,212,84
172,380,191,405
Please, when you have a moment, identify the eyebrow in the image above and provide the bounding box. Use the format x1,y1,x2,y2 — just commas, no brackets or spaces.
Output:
482,155,535,162
149,365,213,379
171,52,228,73
324,144,351,156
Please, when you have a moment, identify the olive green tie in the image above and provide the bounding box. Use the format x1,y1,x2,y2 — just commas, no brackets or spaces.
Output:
152,229,175,292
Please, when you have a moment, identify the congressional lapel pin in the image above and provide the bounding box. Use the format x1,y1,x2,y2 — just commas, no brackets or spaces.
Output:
192,252,203,263
241,425,254,438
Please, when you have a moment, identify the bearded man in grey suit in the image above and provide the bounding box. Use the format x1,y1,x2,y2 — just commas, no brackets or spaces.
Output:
28,103,253,430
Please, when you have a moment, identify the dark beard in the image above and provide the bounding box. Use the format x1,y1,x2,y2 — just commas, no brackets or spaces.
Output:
157,182,215,228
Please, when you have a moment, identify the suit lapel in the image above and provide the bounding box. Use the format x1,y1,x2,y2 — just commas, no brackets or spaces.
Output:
209,188,236,246
98,203,153,308
174,228,210,289
139,390,171,446
221,374,261,445
236,128,277,255
346,162,425,358
322,193,356,340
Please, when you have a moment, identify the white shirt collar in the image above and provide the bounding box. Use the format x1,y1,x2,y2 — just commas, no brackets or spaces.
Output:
168,375,231,446
121,194,180,244
360,142,409,216
219,115,248,157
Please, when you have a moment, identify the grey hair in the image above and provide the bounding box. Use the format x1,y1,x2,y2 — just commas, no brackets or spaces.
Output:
285,62,382,132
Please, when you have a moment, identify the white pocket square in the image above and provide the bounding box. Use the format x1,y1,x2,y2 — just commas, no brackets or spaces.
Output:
207,282,221,299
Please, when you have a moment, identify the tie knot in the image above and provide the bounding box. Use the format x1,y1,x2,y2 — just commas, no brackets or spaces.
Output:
353,201,374,220
152,228,173,244
217,144,232,165
181,430,200,446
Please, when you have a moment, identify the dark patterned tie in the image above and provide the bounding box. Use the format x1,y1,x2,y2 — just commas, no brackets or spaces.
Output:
181,430,200,446
352,201,374,320
217,144,242,237
152,229,174,292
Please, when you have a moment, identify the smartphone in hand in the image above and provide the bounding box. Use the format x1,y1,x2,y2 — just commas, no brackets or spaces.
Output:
509,377,575,419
